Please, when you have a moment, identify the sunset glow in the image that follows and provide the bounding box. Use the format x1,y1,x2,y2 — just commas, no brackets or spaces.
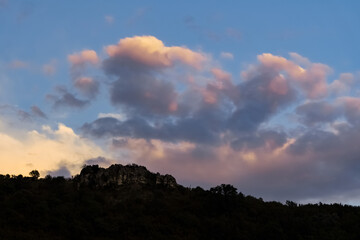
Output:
1,0,360,205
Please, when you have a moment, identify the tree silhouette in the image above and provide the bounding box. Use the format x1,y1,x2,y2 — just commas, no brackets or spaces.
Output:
210,184,237,196
29,170,40,179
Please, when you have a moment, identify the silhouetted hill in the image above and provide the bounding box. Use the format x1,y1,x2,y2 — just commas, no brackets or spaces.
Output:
1,164,360,239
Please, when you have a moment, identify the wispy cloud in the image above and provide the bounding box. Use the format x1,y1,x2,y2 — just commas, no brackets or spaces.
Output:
8,60,29,69
220,52,234,60
105,15,114,24
42,59,57,76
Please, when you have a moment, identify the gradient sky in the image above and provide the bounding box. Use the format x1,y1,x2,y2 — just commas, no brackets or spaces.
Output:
2,0,360,204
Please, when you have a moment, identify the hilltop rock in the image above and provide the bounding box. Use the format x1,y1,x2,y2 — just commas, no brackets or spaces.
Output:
75,164,177,189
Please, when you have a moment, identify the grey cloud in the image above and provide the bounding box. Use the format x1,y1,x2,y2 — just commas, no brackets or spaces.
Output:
87,49,300,149
231,130,287,151
248,125,360,202
229,71,297,133
296,101,340,126
0,104,47,121
47,166,71,178
287,129,340,155
74,77,100,99
81,116,221,145
110,74,178,115
112,138,128,148
31,105,47,119
46,86,89,109
17,109,32,121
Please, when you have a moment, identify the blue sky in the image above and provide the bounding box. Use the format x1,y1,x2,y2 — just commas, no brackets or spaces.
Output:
1,0,360,204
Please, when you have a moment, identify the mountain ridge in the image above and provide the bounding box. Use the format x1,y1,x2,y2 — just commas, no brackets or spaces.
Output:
1,164,360,239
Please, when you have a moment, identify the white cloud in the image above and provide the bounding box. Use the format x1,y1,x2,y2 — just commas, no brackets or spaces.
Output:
98,112,127,121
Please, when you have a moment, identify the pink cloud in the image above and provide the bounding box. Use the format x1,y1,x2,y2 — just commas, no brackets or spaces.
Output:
105,36,206,69
68,50,99,66
257,53,332,99
74,77,99,98
329,73,355,96
339,97,360,125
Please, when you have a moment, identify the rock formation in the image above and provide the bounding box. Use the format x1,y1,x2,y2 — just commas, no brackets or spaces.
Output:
75,164,177,189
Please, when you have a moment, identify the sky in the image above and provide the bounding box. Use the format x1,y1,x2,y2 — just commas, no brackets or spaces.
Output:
1,0,360,204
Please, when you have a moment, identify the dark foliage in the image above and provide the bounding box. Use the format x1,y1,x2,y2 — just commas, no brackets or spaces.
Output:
0,165,360,239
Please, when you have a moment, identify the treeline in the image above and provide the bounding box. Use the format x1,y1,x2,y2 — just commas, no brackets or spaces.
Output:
0,171,360,239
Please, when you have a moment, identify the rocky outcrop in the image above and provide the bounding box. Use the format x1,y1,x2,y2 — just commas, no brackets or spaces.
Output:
76,164,177,189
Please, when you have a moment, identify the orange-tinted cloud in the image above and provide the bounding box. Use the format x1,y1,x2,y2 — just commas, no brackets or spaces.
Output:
68,49,99,66
257,53,331,99
74,77,99,98
0,121,107,176
105,36,206,69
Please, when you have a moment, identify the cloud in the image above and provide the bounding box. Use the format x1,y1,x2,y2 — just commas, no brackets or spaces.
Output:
220,52,234,60
104,15,114,24
8,60,28,69
46,86,89,109
245,53,332,99
104,35,206,70
84,156,112,167
110,74,178,115
68,50,100,99
0,104,47,121
101,36,209,116
68,50,99,67
30,105,47,119
81,116,221,145
340,97,360,126
0,121,106,176
47,166,71,178
329,73,355,96
295,101,340,126
289,52,311,67
74,77,99,98
42,60,57,76
98,112,127,121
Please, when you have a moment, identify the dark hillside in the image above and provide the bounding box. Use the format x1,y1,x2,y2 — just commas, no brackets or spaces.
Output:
0,164,360,239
